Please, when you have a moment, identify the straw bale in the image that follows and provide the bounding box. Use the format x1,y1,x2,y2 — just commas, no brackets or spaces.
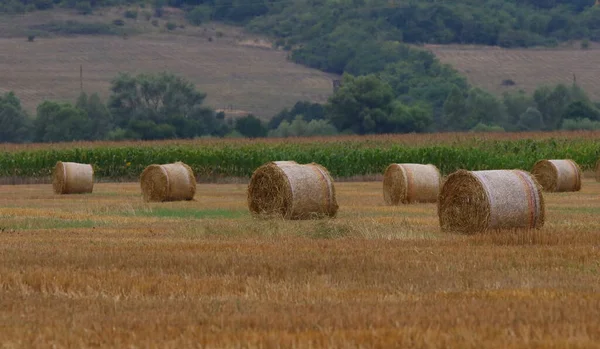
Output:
383,163,441,205
531,159,581,192
140,161,196,202
247,161,338,219
52,161,94,194
438,169,545,234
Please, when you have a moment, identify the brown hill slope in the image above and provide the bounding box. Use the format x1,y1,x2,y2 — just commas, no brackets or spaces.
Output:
426,44,600,100
0,9,337,117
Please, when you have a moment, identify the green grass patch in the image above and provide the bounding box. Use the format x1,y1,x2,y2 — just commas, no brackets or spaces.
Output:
1,217,104,230
130,207,247,219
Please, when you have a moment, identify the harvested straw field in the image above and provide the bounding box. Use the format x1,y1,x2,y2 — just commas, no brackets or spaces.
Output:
426,44,600,100
2,178,600,347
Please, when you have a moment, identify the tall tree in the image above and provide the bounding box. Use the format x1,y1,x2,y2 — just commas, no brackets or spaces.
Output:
34,101,90,142
0,92,32,143
326,74,395,134
107,72,220,140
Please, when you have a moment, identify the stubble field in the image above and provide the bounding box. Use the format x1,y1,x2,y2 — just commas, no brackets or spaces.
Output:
1,179,600,348
0,9,336,117
427,44,600,100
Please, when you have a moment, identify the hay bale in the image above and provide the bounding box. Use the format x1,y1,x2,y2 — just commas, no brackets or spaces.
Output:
531,159,581,192
247,161,338,219
52,161,94,194
383,163,441,205
140,161,196,202
438,169,545,234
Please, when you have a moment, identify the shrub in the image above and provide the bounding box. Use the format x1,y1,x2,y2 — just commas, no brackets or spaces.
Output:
165,22,177,30
124,10,138,19
75,1,92,15
581,39,590,49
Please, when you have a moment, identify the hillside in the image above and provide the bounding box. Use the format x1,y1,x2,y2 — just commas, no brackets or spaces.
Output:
426,44,600,101
0,9,337,117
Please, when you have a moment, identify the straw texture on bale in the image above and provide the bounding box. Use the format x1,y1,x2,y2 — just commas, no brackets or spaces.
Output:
247,161,338,219
140,162,196,202
438,169,545,234
531,159,581,192
383,163,441,205
52,161,94,194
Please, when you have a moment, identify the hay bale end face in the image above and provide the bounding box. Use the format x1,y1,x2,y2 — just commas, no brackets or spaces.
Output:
52,161,94,194
383,163,441,205
140,162,196,202
531,159,582,192
438,169,545,234
247,161,338,220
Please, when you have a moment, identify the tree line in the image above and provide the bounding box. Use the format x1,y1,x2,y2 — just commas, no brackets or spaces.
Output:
2,71,600,144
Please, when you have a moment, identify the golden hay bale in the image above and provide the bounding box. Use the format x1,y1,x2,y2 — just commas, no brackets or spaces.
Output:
438,169,545,234
52,161,94,194
140,161,196,202
383,163,441,205
531,159,582,192
247,161,338,219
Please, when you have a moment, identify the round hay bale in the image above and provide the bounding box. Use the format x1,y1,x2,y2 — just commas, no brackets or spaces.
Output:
531,159,581,192
383,163,441,205
140,161,196,202
247,161,338,220
438,169,545,234
52,161,94,194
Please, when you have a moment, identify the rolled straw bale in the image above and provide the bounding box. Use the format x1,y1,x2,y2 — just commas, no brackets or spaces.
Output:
383,163,441,205
140,161,196,202
247,161,338,219
531,159,581,192
52,161,94,194
438,169,545,234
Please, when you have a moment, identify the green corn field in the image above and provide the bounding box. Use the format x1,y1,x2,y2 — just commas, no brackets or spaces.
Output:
0,135,599,180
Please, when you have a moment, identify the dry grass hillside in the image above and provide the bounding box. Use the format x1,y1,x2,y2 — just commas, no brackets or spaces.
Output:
426,43,600,99
0,8,337,117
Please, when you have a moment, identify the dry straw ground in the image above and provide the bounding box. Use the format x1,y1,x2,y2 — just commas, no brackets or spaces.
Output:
0,8,336,116
1,179,600,348
426,43,600,100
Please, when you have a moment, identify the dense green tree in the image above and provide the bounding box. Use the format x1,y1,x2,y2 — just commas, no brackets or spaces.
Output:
76,92,113,140
518,107,544,131
503,90,536,130
234,114,267,138
34,101,90,142
465,88,507,130
107,72,222,140
268,101,325,130
326,74,395,134
0,92,32,143
442,86,468,131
